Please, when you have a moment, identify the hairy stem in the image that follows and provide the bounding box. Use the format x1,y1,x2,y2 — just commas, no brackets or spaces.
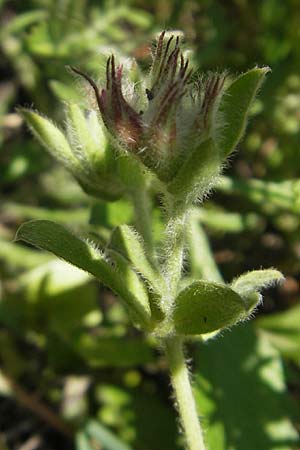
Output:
162,200,189,301
161,199,206,450
130,181,155,260
164,336,206,450
132,190,206,450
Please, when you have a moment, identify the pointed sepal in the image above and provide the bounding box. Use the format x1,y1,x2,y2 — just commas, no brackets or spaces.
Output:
216,67,270,159
20,108,124,201
65,103,107,172
19,109,79,170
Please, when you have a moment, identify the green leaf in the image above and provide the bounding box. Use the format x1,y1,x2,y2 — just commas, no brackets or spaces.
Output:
116,153,144,188
20,109,122,201
84,420,133,450
173,280,246,335
197,208,261,233
0,237,52,270
231,269,284,297
109,225,164,293
96,385,180,450
109,226,165,322
194,323,299,450
19,109,79,170
76,431,91,450
17,259,97,334
90,200,133,228
49,80,82,102
3,202,89,224
188,211,223,282
15,220,151,329
1,10,47,35
257,304,300,334
74,176,123,202
217,68,270,159
218,176,300,213
76,420,133,450
167,139,220,203
256,305,300,363
75,335,154,368
231,269,284,314
66,103,106,171
106,248,152,326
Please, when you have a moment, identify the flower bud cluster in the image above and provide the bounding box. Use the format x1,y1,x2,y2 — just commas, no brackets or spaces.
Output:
72,31,226,188
20,102,143,202
22,31,268,205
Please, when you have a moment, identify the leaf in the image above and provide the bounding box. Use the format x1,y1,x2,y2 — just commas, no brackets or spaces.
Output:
76,431,91,450
231,269,284,314
75,335,154,368
218,176,300,213
188,211,223,282
231,269,284,297
257,304,300,334
173,280,246,335
18,259,97,334
194,323,299,450
197,208,261,233
216,68,270,159
66,103,106,171
256,305,300,364
0,237,52,270
96,385,180,450
109,226,165,322
19,109,79,170
83,420,133,450
3,202,89,224
76,420,133,450
167,139,220,202
20,109,123,201
15,220,151,329
109,225,164,293
1,10,47,35
106,248,152,326
49,80,82,102
90,200,133,228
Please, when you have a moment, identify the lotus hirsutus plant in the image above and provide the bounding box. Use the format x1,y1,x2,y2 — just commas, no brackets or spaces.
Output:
17,31,283,450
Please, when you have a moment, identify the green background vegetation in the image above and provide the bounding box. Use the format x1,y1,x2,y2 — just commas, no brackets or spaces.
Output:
0,1,300,449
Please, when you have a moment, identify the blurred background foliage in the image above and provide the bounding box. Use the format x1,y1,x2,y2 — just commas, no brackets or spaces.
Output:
0,0,300,449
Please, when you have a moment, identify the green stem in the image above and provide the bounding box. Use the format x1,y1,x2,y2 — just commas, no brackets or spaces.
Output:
164,336,206,450
132,189,206,450
163,201,189,300
161,199,206,450
130,182,155,260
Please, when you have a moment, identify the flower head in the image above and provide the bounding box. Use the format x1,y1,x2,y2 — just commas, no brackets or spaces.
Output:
69,31,268,204
71,31,226,181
